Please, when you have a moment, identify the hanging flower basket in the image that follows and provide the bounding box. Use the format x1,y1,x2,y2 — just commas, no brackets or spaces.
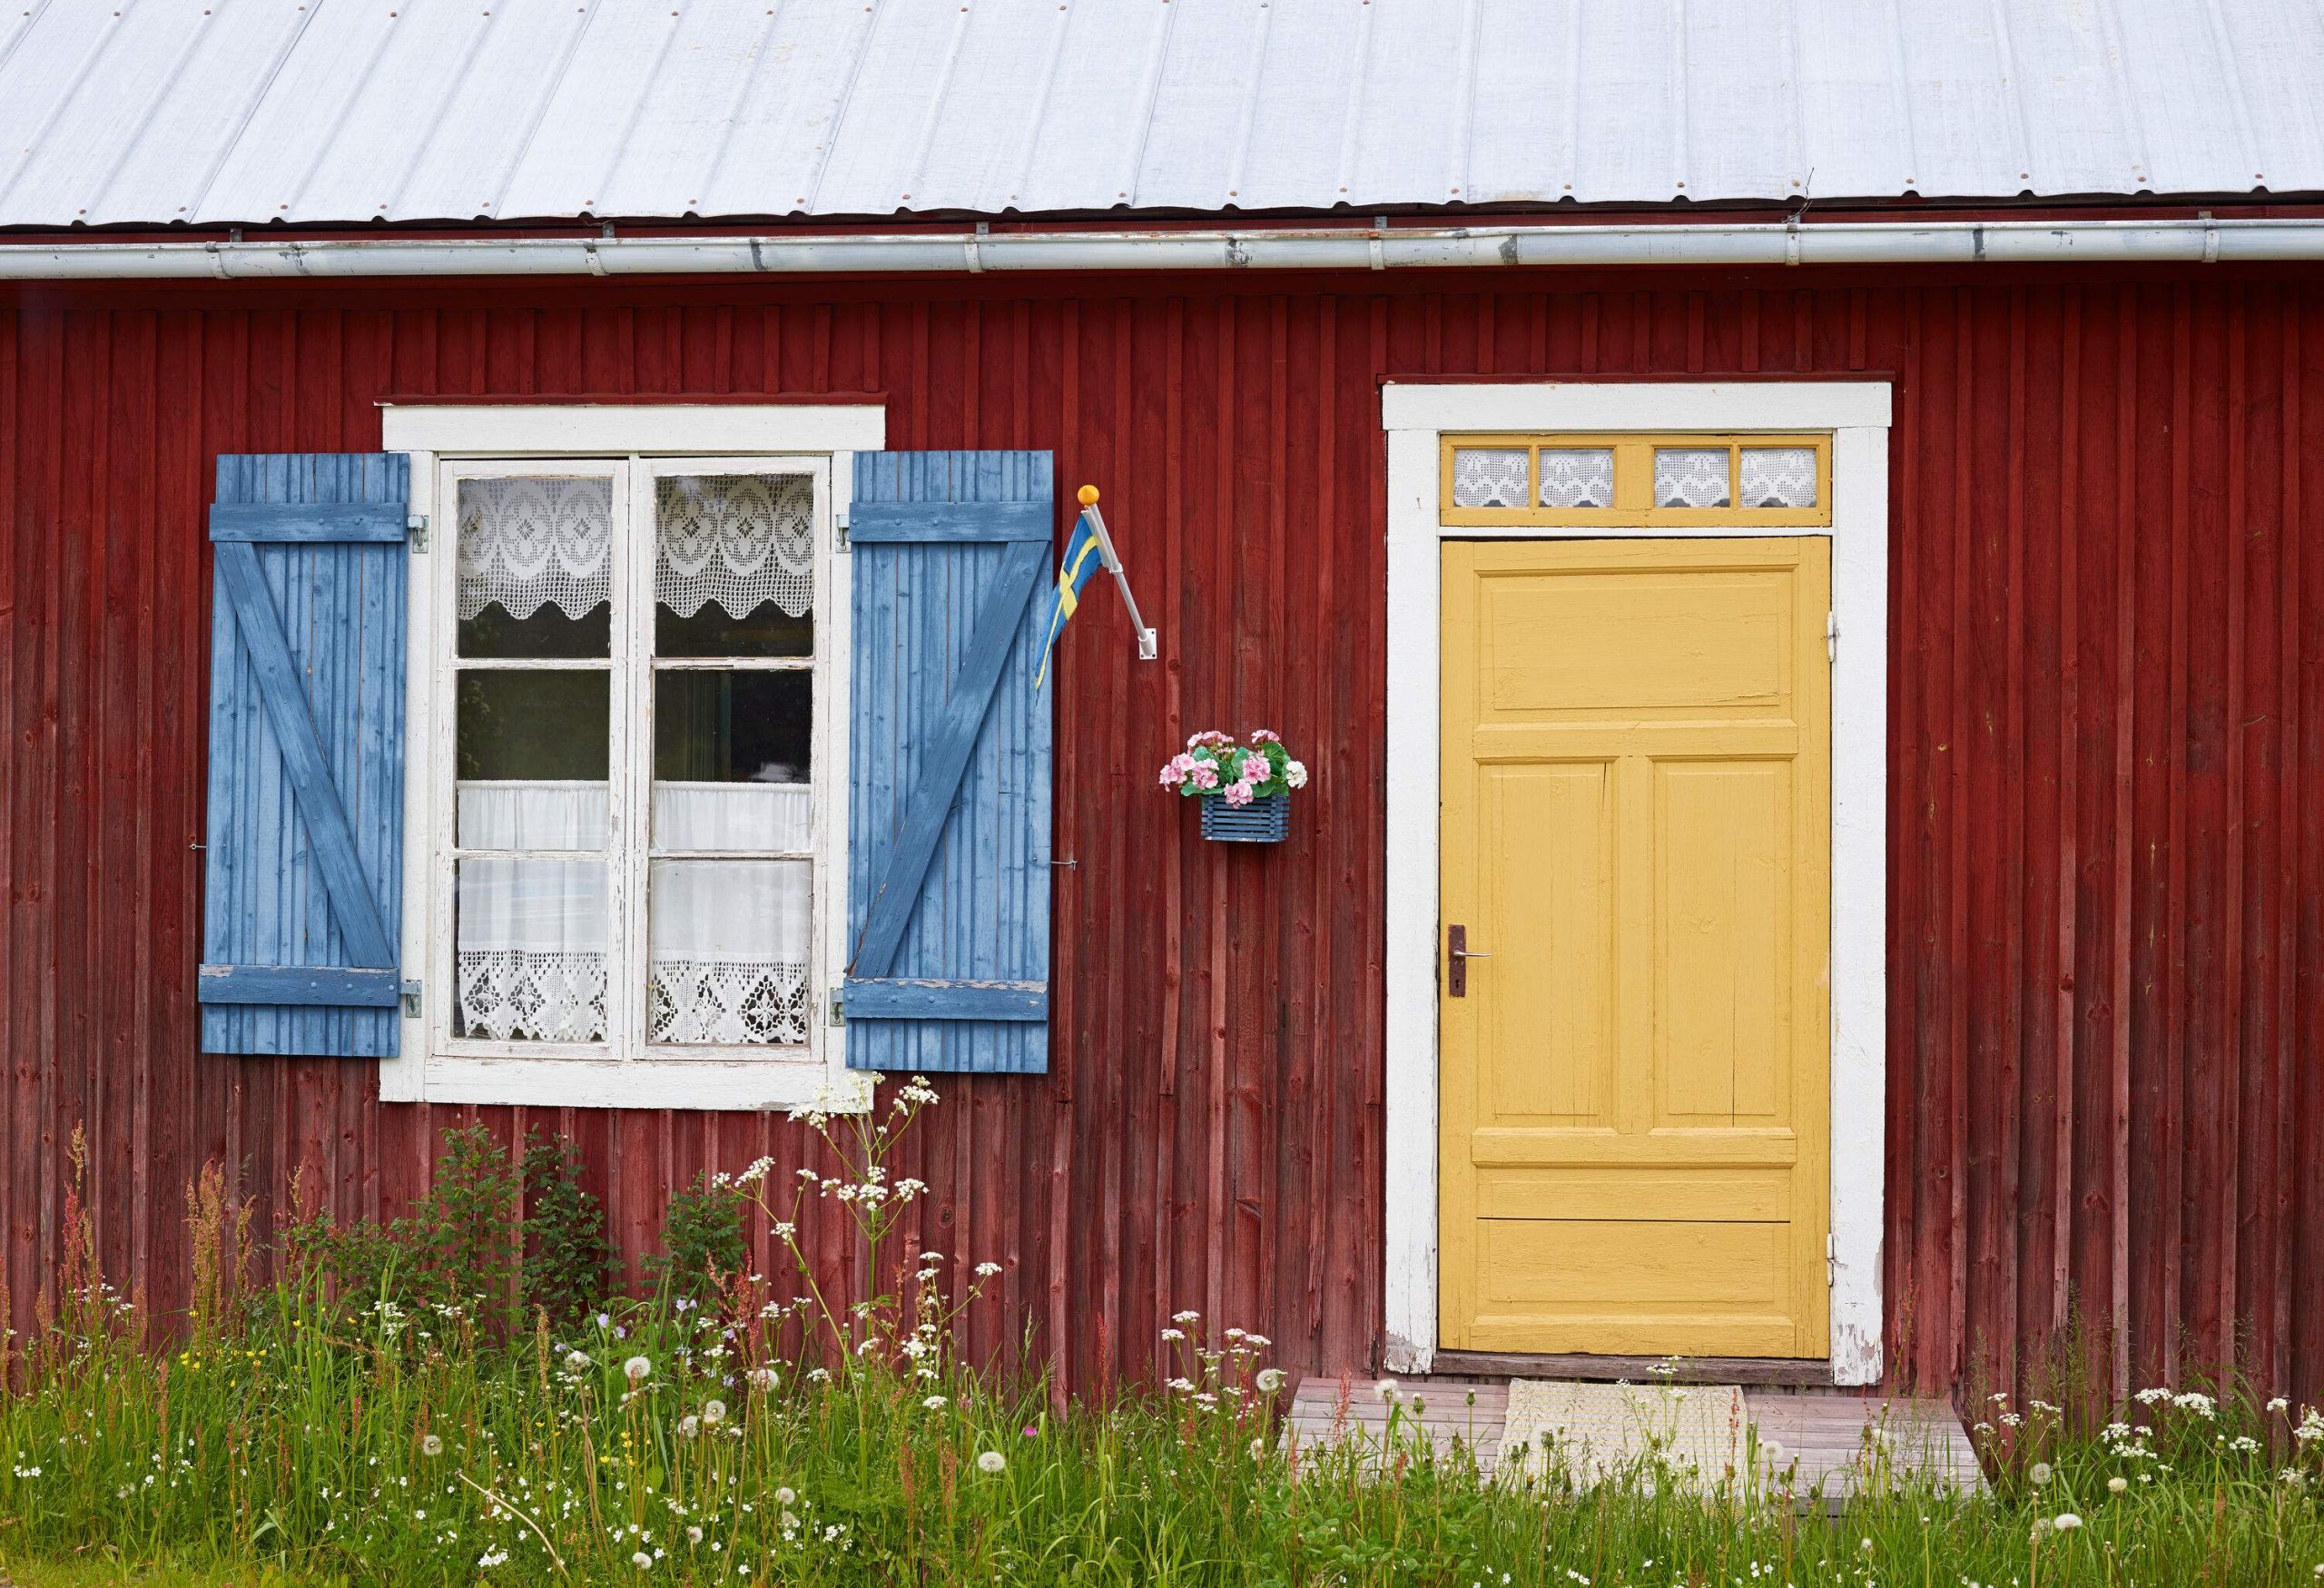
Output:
1157,730,1307,845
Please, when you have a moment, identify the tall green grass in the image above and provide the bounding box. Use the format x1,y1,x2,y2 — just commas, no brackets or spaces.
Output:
2,1087,2319,1586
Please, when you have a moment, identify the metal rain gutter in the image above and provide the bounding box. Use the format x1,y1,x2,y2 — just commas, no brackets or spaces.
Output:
5,216,2324,279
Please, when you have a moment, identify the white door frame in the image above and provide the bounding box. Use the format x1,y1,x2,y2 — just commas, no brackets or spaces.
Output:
1381,381,1892,1385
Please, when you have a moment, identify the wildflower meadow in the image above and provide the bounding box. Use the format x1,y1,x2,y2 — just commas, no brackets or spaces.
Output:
2,1081,2320,1586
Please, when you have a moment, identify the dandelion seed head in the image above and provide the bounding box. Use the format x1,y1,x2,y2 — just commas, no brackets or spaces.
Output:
975,1450,1006,1475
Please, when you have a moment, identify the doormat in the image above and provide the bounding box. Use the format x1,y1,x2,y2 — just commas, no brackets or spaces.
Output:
1498,1379,1748,1486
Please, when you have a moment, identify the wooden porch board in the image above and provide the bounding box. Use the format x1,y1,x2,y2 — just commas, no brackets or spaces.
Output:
1283,1377,1984,1499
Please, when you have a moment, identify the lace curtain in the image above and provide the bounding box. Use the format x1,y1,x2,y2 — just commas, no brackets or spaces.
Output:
454,474,815,623
457,478,614,621
656,475,814,619
1739,447,1818,508
1450,448,1530,508
1537,448,1615,508
1653,448,1731,508
455,781,812,1047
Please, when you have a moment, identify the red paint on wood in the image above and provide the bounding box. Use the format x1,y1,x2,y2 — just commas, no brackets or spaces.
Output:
0,269,2320,1406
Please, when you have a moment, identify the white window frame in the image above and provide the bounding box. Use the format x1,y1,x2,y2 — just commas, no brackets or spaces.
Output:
379,404,885,1111
1380,380,1892,1385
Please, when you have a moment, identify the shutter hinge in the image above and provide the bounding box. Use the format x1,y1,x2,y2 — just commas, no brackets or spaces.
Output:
834,501,850,550
1827,1233,1837,1287
1826,608,1838,662
829,986,846,1027
408,513,429,553
400,979,422,1019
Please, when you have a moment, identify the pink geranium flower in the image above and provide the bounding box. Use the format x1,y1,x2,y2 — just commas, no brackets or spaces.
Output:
1249,728,1282,745
1224,779,1256,807
1190,764,1220,790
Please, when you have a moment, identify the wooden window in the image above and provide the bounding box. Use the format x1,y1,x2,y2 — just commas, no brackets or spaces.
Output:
1440,433,1833,528
427,454,842,1084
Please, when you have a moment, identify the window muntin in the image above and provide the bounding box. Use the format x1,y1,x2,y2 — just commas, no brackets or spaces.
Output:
1441,434,1833,527
432,456,831,1065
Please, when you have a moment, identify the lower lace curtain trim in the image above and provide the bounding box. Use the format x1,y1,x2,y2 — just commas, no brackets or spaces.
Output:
455,950,809,1047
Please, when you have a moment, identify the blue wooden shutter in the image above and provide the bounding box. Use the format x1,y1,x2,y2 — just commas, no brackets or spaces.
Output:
198,453,411,1057
845,451,1053,1073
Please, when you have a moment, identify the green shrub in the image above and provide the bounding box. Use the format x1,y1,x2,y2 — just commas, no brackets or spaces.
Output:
519,1130,616,1330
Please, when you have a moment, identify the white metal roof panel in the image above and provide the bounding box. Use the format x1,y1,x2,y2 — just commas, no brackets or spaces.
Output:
3,0,2321,232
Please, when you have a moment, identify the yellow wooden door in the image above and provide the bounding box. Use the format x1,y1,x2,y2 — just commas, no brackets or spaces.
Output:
1438,538,1831,1359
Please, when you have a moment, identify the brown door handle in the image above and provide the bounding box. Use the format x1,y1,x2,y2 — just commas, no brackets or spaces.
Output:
1447,924,1491,997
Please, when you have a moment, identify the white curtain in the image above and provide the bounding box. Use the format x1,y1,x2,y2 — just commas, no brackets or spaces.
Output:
455,781,812,1047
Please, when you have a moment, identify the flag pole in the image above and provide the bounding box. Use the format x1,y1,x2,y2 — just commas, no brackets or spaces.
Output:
1076,485,1158,660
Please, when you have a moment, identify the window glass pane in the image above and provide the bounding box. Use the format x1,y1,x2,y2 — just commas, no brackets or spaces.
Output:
655,474,815,657
649,858,812,1047
457,670,611,780
457,477,612,657
455,856,608,1042
1537,447,1615,508
654,669,810,785
1740,447,1818,508
1653,447,1731,508
1450,447,1529,508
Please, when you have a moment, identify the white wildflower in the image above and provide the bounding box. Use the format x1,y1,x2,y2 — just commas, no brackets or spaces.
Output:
1256,1367,1285,1394
632,1552,653,1570
775,1487,795,1506
975,1450,1006,1475
686,1526,704,1545
565,1350,591,1371
749,1366,778,1392
701,1399,727,1426
2107,1476,2129,1494
2053,1513,2083,1532
921,1395,947,1411
975,1261,1002,1277
420,1435,444,1458
1375,1378,1400,1403
677,1416,699,1439
625,1356,653,1383
2029,1461,2053,1485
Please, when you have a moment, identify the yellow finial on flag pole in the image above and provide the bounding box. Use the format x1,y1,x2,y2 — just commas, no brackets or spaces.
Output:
1078,484,1100,507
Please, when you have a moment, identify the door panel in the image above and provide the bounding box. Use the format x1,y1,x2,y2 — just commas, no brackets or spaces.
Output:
1439,538,1831,1359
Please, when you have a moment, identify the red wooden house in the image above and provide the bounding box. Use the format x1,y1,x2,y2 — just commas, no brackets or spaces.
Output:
1,0,2319,1407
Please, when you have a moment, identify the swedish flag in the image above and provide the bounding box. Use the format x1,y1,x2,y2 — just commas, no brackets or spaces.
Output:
1033,508,1106,689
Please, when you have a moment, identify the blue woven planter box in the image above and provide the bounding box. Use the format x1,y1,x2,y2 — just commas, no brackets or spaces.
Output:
1198,792,1290,843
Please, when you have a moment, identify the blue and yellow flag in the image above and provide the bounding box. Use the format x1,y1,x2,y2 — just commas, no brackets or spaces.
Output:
1033,509,1106,689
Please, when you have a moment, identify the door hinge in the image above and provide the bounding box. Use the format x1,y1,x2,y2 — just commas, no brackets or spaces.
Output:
1826,609,1838,662
1827,1233,1837,1287
400,979,423,1019
408,513,429,553
834,501,850,550
829,986,846,1027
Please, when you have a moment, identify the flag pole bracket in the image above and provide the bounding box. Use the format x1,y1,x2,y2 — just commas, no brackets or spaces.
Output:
1076,487,1159,661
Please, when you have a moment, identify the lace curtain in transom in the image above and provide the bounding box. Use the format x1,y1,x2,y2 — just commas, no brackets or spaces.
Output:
458,477,614,621
1538,448,1615,508
656,474,814,620
1740,448,1818,508
1653,448,1731,508
1451,448,1530,508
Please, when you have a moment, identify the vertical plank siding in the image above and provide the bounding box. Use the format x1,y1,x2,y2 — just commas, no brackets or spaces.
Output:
1,271,2319,1406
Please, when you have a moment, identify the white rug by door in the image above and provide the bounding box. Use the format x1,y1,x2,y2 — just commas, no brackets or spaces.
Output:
1498,1380,1748,1485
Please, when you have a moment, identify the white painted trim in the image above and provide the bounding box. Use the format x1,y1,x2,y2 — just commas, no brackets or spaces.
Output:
1383,380,1892,435
1382,380,1889,1386
381,404,885,1114
381,404,885,459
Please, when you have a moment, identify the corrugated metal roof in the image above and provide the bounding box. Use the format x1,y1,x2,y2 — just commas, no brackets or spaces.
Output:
3,0,2321,232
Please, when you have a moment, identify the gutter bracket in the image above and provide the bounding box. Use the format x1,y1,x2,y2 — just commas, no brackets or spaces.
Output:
1225,236,1249,268
966,220,988,274
1785,212,1801,266
2201,211,2219,263
1370,214,1387,271
1973,224,1986,262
